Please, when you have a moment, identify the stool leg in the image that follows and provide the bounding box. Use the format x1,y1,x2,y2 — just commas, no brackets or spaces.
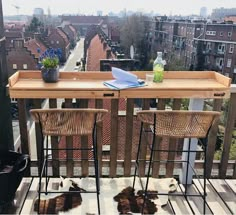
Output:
133,122,144,189
93,126,100,215
203,144,207,214
142,131,156,214
45,136,49,194
38,136,45,214
185,138,191,197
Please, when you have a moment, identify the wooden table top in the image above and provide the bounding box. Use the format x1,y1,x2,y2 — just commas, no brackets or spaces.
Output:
8,71,231,99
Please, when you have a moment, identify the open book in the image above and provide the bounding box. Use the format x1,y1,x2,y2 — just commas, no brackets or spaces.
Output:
104,67,145,90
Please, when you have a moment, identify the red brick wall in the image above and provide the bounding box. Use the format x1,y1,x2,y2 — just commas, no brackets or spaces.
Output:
6,41,37,77
86,35,115,71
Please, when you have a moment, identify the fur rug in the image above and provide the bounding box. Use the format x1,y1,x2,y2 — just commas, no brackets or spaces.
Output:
31,177,177,214
114,186,158,214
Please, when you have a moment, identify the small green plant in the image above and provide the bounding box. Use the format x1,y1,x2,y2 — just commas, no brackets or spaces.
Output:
42,57,59,68
38,48,62,69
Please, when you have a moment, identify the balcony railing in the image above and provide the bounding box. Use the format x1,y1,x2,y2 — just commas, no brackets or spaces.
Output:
8,71,236,179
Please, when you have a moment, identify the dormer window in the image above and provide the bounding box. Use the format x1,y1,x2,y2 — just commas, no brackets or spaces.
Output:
13,64,17,69
23,64,27,69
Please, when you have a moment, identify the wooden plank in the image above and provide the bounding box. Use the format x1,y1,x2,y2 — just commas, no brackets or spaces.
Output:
225,179,236,194
193,179,232,214
64,99,74,177
233,164,236,179
13,70,230,84
138,99,150,177
3,178,33,214
168,185,194,214
49,99,59,176
209,179,236,214
220,93,236,178
9,90,119,99
206,99,223,178
8,71,19,87
178,182,212,214
152,98,166,178
214,72,232,87
124,98,134,176
80,99,89,177
20,178,39,215
166,99,182,178
95,99,103,176
120,90,230,99
9,71,230,99
109,99,119,177
18,99,30,176
32,99,43,176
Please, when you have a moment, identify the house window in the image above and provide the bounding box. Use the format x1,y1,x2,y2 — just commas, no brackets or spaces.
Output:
56,41,59,44
216,58,224,67
205,56,210,64
228,32,232,37
206,31,216,36
51,41,54,44
227,59,232,68
220,32,223,36
13,64,17,69
218,44,225,53
23,64,27,69
206,42,211,50
229,44,234,53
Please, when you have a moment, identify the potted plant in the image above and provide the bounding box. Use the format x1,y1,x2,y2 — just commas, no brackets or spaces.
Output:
39,48,61,83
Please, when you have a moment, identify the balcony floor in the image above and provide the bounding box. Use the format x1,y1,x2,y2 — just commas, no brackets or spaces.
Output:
2,177,236,214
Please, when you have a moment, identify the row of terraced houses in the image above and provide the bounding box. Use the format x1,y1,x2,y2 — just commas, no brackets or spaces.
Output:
150,17,236,83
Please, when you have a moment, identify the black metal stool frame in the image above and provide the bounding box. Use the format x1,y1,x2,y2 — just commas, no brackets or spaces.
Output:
133,111,219,215
31,109,108,215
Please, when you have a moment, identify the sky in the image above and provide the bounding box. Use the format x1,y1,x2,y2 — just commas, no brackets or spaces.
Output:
2,0,236,16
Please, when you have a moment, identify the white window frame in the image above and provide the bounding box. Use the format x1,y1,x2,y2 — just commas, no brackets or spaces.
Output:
220,32,223,36
206,31,216,36
13,64,17,69
218,44,225,53
228,32,232,37
216,58,224,68
229,44,234,53
23,64,27,69
227,59,232,68
206,42,211,50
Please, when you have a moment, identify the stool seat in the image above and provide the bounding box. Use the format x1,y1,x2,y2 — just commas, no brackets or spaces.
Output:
133,110,220,214
30,108,108,214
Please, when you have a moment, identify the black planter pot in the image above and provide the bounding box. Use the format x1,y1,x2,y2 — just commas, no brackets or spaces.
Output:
41,67,59,83
0,151,29,209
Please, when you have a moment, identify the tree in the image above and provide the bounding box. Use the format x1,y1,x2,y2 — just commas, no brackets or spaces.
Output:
27,17,43,33
165,53,187,71
119,14,149,68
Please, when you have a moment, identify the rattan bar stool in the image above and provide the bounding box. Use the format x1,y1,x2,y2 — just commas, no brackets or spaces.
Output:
133,110,220,214
30,108,108,215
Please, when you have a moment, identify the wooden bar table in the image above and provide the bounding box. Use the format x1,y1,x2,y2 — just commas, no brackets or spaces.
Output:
8,71,231,180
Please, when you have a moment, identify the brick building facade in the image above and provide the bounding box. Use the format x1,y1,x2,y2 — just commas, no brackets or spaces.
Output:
152,18,236,82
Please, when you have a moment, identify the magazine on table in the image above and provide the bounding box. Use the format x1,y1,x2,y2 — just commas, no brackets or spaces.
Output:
104,67,146,90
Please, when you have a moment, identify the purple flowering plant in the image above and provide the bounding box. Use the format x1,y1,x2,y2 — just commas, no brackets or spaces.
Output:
38,48,62,69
